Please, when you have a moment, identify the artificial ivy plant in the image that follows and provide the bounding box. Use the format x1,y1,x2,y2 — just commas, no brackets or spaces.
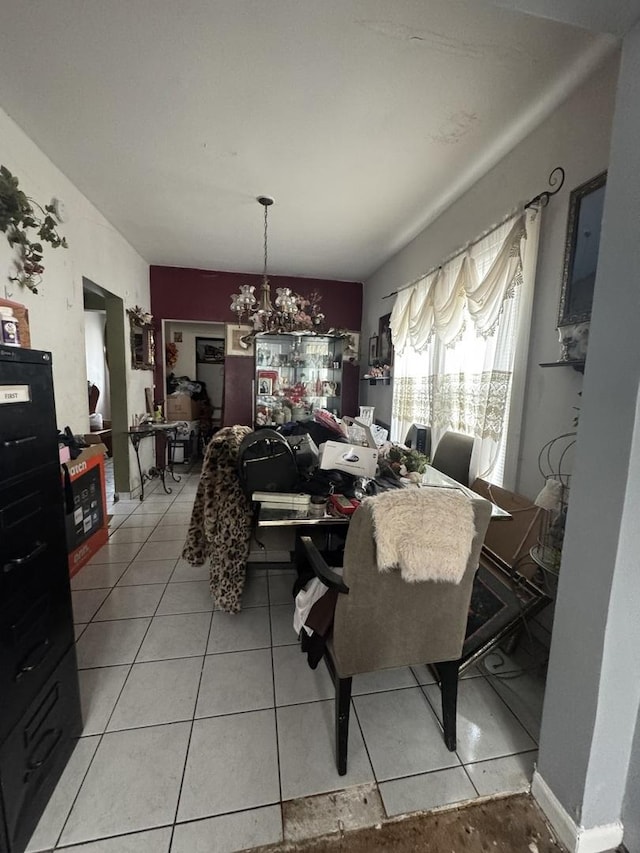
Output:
0,165,68,294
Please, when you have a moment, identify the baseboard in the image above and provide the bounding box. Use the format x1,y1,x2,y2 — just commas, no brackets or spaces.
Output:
532,771,624,853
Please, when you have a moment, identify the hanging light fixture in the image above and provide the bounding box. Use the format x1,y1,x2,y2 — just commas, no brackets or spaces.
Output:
230,196,326,336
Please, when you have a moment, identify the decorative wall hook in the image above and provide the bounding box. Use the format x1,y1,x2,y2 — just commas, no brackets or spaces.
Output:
525,167,565,211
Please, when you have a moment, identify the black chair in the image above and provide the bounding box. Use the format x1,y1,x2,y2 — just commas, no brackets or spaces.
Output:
430,431,474,487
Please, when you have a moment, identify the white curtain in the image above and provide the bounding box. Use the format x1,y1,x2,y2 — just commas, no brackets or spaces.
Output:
390,210,540,486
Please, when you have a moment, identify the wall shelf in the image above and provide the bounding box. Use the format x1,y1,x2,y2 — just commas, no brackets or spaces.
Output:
362,376,392,385
540,360,585,374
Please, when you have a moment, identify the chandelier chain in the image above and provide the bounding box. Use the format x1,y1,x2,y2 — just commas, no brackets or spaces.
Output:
229,194,328,337
263,202,269,282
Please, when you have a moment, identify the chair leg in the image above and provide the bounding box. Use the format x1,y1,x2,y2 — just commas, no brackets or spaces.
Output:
435,660,460,752
335,676,352,776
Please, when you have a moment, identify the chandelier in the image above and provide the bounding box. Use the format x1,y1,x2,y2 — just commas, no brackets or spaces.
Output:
230,196,325,336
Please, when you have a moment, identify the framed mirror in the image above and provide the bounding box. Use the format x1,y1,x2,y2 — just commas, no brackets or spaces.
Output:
558,171,607,327
128,313,155,370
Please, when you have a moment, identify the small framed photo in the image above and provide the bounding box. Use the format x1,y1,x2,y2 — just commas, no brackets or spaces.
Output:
173,331,183,343
368,335,378,363
225,324,254,356
258,377,273,396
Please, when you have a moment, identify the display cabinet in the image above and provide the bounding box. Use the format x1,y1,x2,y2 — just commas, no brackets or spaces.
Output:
254,334,344,427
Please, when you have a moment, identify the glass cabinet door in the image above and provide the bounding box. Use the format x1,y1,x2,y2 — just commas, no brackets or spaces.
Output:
254,334,344,427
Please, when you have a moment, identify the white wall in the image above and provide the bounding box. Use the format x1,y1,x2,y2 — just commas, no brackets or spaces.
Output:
535,21,640,847
361,53,619,500
0,105,151,486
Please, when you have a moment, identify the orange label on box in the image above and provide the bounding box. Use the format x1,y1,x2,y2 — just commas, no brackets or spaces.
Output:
62,448,109,577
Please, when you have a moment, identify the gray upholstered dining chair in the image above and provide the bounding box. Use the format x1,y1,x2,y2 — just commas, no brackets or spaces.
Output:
299,490,492,775
430,430,474,487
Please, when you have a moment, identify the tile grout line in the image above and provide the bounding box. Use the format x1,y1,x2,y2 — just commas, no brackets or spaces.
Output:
478,665,541,745
460,759,482,799
167,594,215,849
348,692,393,819
56,824,174,853
53,546,141,852
267,576,286,843
51,730,104,852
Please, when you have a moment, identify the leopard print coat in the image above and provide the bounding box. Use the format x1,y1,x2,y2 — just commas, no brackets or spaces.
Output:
182,425,254,613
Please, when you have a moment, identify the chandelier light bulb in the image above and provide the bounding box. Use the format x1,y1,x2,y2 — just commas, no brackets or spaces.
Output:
230,284,256,318
275,287,298,316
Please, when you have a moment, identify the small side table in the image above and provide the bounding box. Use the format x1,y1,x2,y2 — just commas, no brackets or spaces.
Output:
128,423,181,500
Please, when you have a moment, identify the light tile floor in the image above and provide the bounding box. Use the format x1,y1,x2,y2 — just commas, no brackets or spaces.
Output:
27,469,548,853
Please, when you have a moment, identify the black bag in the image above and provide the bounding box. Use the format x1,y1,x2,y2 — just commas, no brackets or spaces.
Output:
237,429,299,495
285,434,319,476
299,468,357,499
57,426,88,460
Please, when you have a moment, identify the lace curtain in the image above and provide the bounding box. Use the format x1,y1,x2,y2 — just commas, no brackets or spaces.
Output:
390,210,540,486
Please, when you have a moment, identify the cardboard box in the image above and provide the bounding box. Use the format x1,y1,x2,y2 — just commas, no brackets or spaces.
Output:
165,393,200,421
0,297,31,347
83,433,107,445
471,478,542,581
84,429,113,456
61,444,108,577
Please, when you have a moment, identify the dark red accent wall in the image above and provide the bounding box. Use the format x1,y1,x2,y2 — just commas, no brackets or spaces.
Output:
151,266,363,426
151,266,362,328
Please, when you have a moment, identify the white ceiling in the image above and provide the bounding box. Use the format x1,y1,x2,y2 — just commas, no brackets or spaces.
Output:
0,1,634,282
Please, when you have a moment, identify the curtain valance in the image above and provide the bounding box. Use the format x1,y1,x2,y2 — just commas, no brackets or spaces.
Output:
390,214,526,353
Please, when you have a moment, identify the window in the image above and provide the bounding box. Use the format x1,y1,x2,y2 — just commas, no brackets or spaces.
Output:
390,211,539,486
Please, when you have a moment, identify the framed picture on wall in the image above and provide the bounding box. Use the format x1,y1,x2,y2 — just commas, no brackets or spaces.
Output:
195,337,225,363
378,313,394,366
225,324,254,356
368,335,378,364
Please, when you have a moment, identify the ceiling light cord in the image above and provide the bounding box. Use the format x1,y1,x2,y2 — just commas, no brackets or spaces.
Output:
229,194,326,337
263,200,269,285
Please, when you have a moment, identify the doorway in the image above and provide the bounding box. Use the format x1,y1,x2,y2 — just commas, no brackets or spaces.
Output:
83,277,130,500
163,320,226,456
195,336,224,431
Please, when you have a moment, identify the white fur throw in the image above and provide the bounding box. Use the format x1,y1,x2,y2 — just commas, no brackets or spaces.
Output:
367,488,476,583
